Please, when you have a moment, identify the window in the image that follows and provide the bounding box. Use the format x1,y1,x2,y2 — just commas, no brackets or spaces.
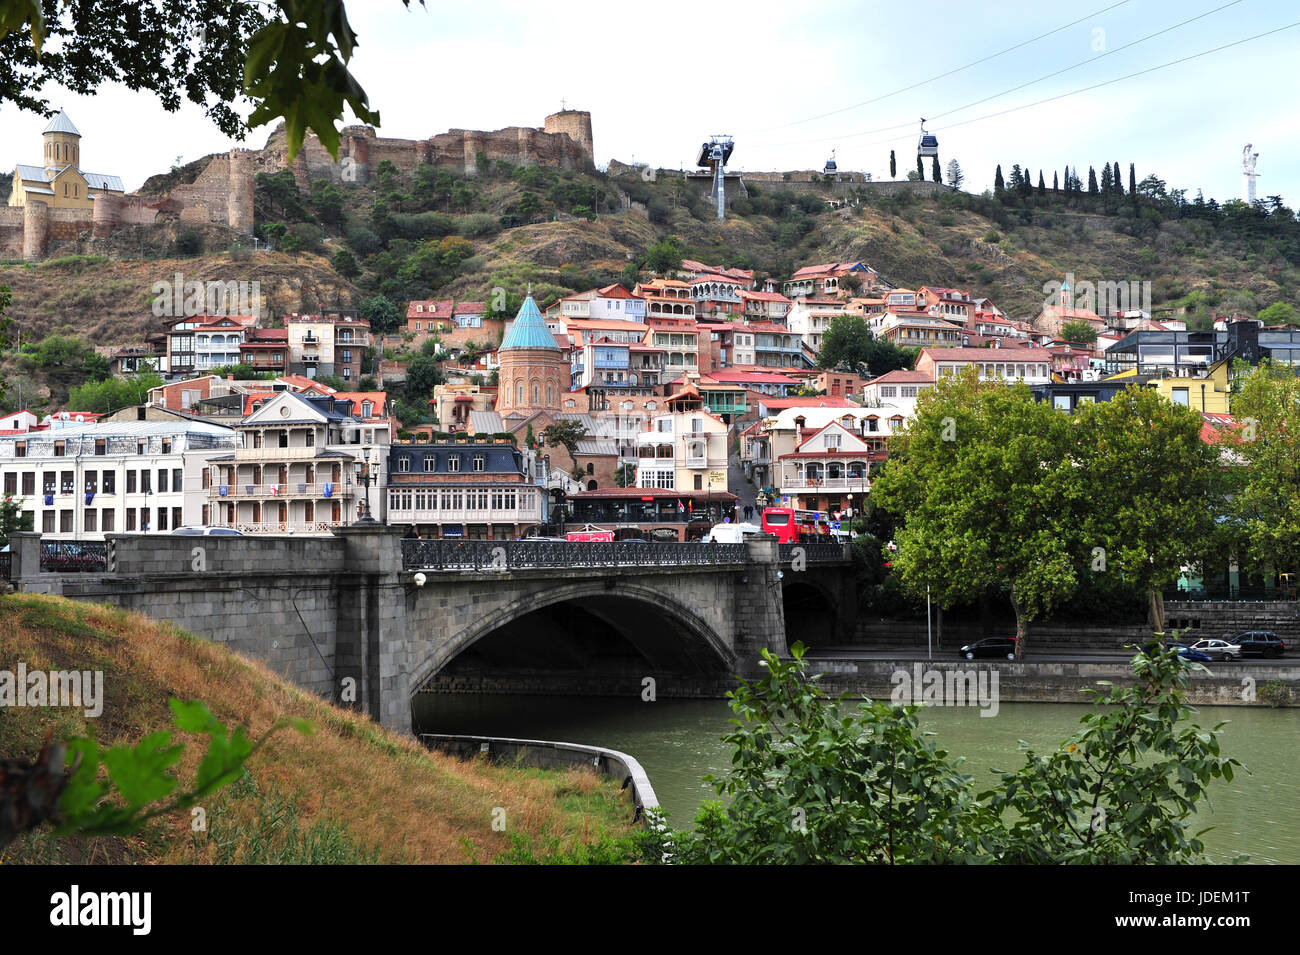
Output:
305,429,315,447
448,455,460,472
158,469,169,493
102,509,115,532
61,471,74,494
397,455,411,473
423,454,437,472
21,472,34,495
824,433,841,449
141,471,151,494
173,469,183,491
43,512,55,533
158,508,169,531
54,441,66,457
473,454,485,472
1053,395,1071,411
2,473,13,495
84,471,97,494
125,509,136,531
14,442,25,458
1171,388,1189,406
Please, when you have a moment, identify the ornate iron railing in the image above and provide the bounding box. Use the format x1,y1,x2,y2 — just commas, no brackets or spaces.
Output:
39,540,108,573
0,552,10,579
779,542,849,563
401,539,749,572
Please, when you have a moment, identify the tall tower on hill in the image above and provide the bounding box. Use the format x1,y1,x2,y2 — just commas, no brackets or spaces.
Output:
495,295,566,418
544,109,594,165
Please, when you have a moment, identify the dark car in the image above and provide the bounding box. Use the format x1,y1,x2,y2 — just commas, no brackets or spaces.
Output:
1167,642,1212,663
958,637,1018,661
1232,631,1286,659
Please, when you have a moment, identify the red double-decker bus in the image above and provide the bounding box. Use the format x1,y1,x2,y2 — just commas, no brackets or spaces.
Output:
761,507,799,543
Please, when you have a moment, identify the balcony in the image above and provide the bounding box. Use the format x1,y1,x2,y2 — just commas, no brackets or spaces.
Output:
232,446,338,461
302,353,320,364
209,481,356,498
779,473,871,493
387,507,541,524
220,521,340,535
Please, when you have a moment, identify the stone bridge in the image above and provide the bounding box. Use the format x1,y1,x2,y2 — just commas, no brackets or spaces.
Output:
6,530,854,733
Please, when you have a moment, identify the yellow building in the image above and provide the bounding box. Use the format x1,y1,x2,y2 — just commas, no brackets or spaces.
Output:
1105,361,1232,414
8,110,124,211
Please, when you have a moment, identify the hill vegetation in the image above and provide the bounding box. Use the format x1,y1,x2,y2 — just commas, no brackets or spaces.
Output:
0,593,643,864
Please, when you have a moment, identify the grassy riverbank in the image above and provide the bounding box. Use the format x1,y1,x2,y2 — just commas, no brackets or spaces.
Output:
0,593,640,864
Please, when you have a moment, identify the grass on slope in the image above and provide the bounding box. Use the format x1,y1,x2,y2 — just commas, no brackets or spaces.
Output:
0,593,640,864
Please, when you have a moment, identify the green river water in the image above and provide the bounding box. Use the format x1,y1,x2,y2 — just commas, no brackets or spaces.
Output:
413,694,1300,864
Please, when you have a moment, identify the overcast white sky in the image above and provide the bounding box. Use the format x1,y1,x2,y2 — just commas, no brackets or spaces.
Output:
3,0,1297,206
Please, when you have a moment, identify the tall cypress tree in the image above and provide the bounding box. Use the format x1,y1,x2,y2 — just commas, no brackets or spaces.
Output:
917,155,924,180
994,164,1005,197
1053,170,1059,192
890,150,896,179
1037,170,1046,195
932,156,941,182
1020,163,1032,197
1129,163,1137,197
1113,161,1122,194
1100,162,1113,195
1087,166,1098,194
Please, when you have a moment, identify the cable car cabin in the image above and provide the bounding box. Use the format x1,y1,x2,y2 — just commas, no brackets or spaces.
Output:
918,126,939,158
823,151,837,175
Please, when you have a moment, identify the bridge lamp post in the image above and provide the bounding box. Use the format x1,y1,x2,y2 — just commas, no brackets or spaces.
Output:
357,446,381,524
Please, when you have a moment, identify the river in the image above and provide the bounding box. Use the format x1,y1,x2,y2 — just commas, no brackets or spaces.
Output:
413,694,1300,864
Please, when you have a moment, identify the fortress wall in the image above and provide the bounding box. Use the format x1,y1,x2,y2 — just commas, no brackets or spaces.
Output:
0,206,25,258
118,198,162,226
46,207,91,241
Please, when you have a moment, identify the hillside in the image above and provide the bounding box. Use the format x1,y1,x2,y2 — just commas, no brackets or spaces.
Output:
1,154,1297,416
0,593,641,864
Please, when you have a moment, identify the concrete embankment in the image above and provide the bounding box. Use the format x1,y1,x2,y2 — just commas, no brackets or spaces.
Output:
805,657,1299,707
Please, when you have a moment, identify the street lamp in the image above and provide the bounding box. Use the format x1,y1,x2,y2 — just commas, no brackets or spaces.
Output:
356,446,381,524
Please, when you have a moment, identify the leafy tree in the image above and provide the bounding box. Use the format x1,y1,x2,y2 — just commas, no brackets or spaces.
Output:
0,492,34,548
1223,361,1300,578
818,315,910,376
360,294,400,334
615,463,636,488
871,368,1079,656
1059,320,1098,345
644,235,686,274
668,642,1241,864
331,247,360,279
889,150,896,179
255,169,308,221
405,353,444,402
0,284,10,404
68,371,165,413
1072,386,1219,633
543,419,588,459
1257,302,1298,326
311,178,345,226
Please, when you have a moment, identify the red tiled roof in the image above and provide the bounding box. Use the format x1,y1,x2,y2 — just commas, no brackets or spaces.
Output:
408,300,455,319
867,370,934,385
759,397,857,409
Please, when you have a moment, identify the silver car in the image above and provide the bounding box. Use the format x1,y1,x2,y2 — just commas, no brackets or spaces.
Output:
1187,638,1242,662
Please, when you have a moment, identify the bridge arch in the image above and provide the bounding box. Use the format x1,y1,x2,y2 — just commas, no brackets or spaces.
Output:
408,578,734,694
781,575,843,647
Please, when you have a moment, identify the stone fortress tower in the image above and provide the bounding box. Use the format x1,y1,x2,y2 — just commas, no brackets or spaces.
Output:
543,109,594,165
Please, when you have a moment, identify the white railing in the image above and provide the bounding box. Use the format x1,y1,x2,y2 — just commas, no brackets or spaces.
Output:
230,447,335,460
209,482,356,498
387,508,543,524
780,475,871,491
226,521,340,534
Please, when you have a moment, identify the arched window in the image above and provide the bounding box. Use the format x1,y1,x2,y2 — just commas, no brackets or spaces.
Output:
586,463,594,475
547,385,553,405
587,480,598,491
533,384,539,404
517,384,524,405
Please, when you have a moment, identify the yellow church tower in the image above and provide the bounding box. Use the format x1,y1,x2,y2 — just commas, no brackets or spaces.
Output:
9,109,123,211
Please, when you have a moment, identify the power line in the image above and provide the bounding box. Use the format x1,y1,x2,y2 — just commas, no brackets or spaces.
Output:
928,0,1245,123
932,18,1300,135
744,0,1132,134
753,0,1246,149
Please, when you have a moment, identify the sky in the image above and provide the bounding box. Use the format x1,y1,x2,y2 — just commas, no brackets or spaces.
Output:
3,0,1298,206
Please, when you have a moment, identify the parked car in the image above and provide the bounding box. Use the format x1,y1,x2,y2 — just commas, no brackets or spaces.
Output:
958,637,1018,661
172,526,243,536
1187,638,1242,662
1168,642,1212,663
1231,631,1286,658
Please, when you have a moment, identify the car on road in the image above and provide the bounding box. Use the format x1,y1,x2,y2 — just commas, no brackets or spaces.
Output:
1187,638,1242,661
1168,642,1213,663
172,526,243,536
958,637,1018,661
1231,631,1286,658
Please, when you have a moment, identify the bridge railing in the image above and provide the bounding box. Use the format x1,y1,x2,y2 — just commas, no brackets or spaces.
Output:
779,542,849,563
401,539,748,572
39,540,107,573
